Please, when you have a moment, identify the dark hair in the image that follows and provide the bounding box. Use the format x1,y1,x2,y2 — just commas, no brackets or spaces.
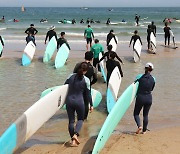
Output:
107,45,113,51
77,62,88,79
110,29,114,33
85,51,93,61
95,39,99,43
30,24,34,26
109,52,116,59
152,21,154,25
145,67,153,72
134,30,138,34
61,32,65,36
88,25,91,27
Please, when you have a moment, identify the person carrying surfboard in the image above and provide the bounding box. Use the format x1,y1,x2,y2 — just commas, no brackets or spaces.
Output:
148,21,156,35
65,62,93,146
57,32,71,50
45,26,57,44
129,30,143,49
25,24,38,45
84,25,94,51
0,35,4,57
73,51,97,120
147,25,154,51
163,22,171,47
106,29,117,46
134,63,155,134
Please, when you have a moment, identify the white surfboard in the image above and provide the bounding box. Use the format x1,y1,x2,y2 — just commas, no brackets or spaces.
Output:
109,36,118,52
99,52,107,82
150,32,156,53
107,66,122,113
169,30,178,49
133,39,142,63
22,41,36,66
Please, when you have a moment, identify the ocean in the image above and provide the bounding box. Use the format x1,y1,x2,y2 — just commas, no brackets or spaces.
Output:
0,7,180,43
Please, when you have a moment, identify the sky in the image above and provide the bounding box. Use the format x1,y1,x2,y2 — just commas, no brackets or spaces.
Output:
0,0,180,7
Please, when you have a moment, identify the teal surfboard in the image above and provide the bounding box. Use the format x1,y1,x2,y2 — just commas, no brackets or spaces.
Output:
40,86,102,108
55,43,69,69
43,36,57,63
92,81,139,154
0,37,5,56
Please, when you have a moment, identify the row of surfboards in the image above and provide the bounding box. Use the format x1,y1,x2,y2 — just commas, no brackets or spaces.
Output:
22,36,69,68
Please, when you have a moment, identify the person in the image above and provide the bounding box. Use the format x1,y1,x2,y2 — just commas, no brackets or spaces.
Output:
148,21,156,35
45,26,57,44
26,32,36,45
106,18,111,25
84,25,94,51
106,52,123,84
0,35,5,57
63,19,67,24
163,22,171,47
86,18,90,24
65,62,93,146
99,45,124,65
135,14,140,26
57,32,71,50
73,52,97,120
25,24,38,45
90,39,104,71
129,30,143,49
133,62,155,134
72,19,76,24
80,19,84,24
147,25,154,51
90,19,94,23
106,29,117,47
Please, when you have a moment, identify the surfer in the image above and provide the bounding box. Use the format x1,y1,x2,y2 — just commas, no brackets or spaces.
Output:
134,63,155,134
147,25,154,51
106,18,111,25
57,32,71,50
129,30,143,49
90,39,104,71
80,19,84,24
45,26,57,44
0,35,5,57
84,25,94,51
86,18,90,24
65,62,93,146
148,21,156,35
25,24,38,45
72,19,76,24
135,14,140,26
163,22,171,47
90,19,94,23
107,30,118,47
106,52,123,84
73,52,97,120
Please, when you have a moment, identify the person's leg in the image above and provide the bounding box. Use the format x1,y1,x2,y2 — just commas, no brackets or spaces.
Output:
165,35,167,46
168,35,170,46
84,101,89,120
89,38,92,48
86,38,89,51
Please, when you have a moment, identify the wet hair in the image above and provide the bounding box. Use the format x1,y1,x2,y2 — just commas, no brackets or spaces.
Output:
107,45,113,51
88,25,91,27
152,21,154,25
110,29,114,33
109,52,116,59
30,24,34,26
77,62,88,79
95,39,99,43
61,32,65,36
85,51,93,61
134,30,138,34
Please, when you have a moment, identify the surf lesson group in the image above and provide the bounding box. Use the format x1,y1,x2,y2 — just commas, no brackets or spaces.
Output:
0,12,179,154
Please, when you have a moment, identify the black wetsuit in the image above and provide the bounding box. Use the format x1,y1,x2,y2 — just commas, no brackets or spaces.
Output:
149,24,156,35
65,74,92,138
45,30,57,43
99,51,123,64
147,28,154,49
0,36,4,57
135,15,140,25
57,37,71,50
106,19,110,25
129,35,143,49
25,27,38,44
134,73,155,132
106,59,123,84
164,26,171,46
73,62,97,119
107,33,117,46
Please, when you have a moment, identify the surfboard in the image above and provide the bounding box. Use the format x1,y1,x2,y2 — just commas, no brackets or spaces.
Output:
92,81,139,154
133,39,142,63
107,66,122,113
0,85,68,154
0,37,4,57
66,20,72,24
150,32,156,54
43,36,57,63
22,41,36,66
40,86,102,108
98,52,107,83
109,36,118,52
55,43,70,69
170,30,178,49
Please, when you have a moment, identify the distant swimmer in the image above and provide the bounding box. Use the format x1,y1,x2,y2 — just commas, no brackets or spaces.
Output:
95,20,100,23
84,25,94,51
163,18,172,24
13,19,19,22
148,21,156,35
57,32,71,50
163,22,171,47
25,24,38,45
106,18,111,25
72,19,76,24
45,26,57,44
122,19,126,22
40,18,48,23
129,30,143,49
0,16,5,22
80,19,84,24
135,14,140,26
86,18,90,24
0,35,5,57
63,19,67,24
90,19,94,23
106,29,117,46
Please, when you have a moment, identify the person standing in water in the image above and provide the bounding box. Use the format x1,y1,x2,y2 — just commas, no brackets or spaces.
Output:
25,24,38,45
45,25,57,44
148,21,156,35
84,25,94,51
57,32,71,50
163,22,171,47
106,18,111,25
0,35,5,57
134,63,155,134
106,29,117,47
129,30,143,49
135,14,140,26
73,52,97,120
147,25,154,51
65,62,93,146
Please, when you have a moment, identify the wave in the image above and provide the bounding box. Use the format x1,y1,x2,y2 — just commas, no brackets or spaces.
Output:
0,28,7,31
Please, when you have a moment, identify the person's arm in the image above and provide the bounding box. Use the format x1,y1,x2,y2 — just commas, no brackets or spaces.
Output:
91,31,94,39
55,32,58,41
155,26,156,34
99,52,107,63
57,38,60,49
34,28,38,35
117,62,123,77
84,79,93,108
0,36,4,46
115,52,123,64
65,40,71,50
45,31,49,44
107,34,110,46
129,36,133,47
91,67,98,85
139,36,143,45
25,28,29,34
114,35,118,44
84,29,86,38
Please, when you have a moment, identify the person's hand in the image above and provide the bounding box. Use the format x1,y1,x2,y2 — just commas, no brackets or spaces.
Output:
89,106,94,113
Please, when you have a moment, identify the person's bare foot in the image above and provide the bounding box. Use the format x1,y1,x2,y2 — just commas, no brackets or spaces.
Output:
72,134,80,145
70,139,78,147
136,127,142,134
141,131,146,134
